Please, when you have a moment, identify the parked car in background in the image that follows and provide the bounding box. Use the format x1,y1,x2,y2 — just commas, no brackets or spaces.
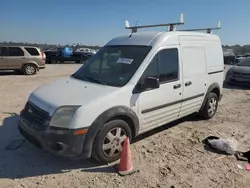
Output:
224,54,235,65
235,55,243,59
75,47,97,54
235,54,250,63
225,58,250,86
0,46,46,75
44,47,93,64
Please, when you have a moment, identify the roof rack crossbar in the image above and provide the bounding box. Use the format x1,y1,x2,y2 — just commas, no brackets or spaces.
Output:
178,21,221,34
125,13,184,33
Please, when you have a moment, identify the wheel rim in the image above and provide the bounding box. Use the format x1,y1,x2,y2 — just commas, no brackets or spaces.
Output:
26,66,35,74
102,127,127,158
208,97,217,116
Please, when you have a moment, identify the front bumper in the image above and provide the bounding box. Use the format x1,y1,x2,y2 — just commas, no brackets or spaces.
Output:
18,117,86,158
226,77,250,87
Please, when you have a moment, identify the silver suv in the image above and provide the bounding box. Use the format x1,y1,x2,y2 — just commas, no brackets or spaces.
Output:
0,46,46,75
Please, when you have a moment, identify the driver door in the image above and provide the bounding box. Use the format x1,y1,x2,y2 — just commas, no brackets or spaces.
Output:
136,46,183,133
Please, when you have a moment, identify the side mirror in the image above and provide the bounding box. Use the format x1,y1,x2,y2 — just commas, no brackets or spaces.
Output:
143,77,160,89
133,76,159,94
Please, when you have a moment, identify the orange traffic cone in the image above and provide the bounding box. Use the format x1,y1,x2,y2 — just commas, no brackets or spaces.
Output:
117,137,137,176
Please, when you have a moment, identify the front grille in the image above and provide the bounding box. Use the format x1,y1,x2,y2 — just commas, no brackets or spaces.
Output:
18,126,42,148
21,102,50,130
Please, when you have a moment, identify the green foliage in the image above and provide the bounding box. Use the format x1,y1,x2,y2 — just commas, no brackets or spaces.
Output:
2,41,250,55
0,41,102,51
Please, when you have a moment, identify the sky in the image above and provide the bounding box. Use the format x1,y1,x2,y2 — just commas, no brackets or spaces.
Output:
2,0,250,46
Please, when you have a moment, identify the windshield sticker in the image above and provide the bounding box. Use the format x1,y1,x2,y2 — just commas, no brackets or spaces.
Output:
117,58,134,64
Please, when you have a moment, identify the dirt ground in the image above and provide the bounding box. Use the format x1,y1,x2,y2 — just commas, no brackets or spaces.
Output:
0,64,250,188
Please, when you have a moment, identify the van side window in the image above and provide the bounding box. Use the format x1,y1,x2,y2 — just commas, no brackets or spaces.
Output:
137,56,158,92
158,48,179,83
141,55,158,80
141,48,179,83
9,47,24,56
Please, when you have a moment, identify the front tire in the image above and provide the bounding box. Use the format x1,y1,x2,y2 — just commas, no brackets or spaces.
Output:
199,93,219,119
92,120,132,164
23,64,37,75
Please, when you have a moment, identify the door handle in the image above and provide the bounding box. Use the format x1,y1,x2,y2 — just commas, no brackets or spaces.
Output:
185,81,192,87
0,57,4,59
173,84,181,89
22,57,26,59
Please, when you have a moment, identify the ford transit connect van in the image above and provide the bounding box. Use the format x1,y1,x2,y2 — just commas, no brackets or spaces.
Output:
18,18,224,164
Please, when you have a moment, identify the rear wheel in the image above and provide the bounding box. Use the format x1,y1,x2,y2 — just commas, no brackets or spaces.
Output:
23,64,37,75
199,92,218,119
92,120,132,164
51,58,58,64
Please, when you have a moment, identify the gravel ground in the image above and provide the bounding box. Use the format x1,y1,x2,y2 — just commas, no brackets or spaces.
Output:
0,64,250,188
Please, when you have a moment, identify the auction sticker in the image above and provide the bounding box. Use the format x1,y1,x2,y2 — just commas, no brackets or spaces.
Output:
117,58,134,64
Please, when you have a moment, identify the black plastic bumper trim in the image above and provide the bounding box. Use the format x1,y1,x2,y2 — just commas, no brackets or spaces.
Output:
18,118,87,158
208,70,223,75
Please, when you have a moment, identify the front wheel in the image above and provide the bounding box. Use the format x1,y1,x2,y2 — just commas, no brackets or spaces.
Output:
92,120,132,164
199,93,219,119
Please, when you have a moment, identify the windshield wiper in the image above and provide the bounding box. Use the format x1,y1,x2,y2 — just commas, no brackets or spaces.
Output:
83,76,107,85
72,73,107,85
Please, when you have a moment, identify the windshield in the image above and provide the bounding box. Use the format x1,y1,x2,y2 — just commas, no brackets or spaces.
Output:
237,59,250,67
71,45,152,87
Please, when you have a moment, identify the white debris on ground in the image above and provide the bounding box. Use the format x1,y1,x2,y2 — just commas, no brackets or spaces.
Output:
208,138,237,155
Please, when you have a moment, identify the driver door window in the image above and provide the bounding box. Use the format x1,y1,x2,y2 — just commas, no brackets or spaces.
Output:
158,48,179,83
139,48,179,92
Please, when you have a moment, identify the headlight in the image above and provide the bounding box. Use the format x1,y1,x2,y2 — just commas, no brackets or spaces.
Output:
50,106,81,128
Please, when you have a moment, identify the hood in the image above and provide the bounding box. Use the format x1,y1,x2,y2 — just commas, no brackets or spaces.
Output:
231,66,250,74
28,76,119,114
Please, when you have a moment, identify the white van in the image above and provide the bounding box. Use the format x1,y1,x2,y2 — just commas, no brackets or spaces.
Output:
18,18,224,164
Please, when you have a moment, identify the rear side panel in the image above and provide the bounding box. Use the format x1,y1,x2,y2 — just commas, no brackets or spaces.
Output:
24,47,45,68
178,34,224,116
204,42,224,93
179,37,207,116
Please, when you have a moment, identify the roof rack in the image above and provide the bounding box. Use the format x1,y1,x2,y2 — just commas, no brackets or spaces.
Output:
125,13,184,33
177,21,221,34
